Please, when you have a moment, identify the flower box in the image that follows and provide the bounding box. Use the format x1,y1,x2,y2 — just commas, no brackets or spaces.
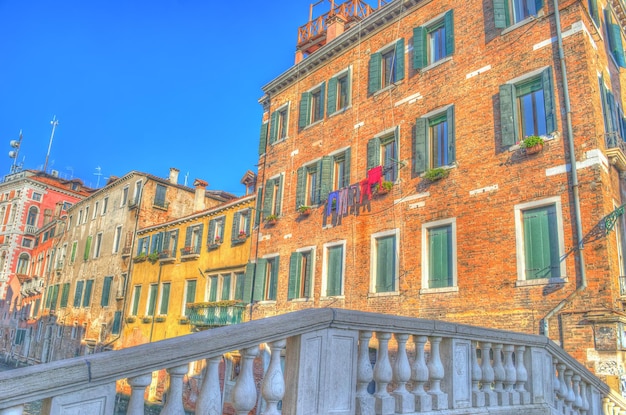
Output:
126,316,136,323
155,315,166,322
141,316,152,324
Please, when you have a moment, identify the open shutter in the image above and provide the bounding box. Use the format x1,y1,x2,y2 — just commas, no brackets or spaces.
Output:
445,10,454,55
319,156,333,203
367,137,381,170
376,236,395,292
269,110,279,144
268,257,279,300
263,180,274,218
447,106,456,163
499,83,518,146
208,219,216,244
184,226,192,248
258,122,268,155
255,187,263,226
368,52,382,94
84,236,92,261
296,167,307,209
343,147,351,186
493,0,508,28
327,75,337,115
253,259,267,301
275,175,283,215
589,0,599,25
318,82,326,120
395,38,405,81
243,263,255,303
607,10,626,67
535,0,544,13
413,27,427,70
542,68,556,135
299,92,311,129
414,118,428,174
231,212,241,242
303,253,312,298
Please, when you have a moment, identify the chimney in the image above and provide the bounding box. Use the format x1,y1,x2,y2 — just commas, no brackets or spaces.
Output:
326,13,347,43
169,168,180,185
193,179,208,212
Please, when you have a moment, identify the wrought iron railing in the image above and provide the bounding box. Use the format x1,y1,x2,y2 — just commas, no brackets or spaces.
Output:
180,245,200,257
185,303,246,327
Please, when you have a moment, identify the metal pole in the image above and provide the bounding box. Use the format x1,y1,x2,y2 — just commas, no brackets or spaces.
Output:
43,116,58,174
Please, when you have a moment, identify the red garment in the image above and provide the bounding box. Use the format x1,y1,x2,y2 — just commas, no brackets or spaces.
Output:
360,166,383,203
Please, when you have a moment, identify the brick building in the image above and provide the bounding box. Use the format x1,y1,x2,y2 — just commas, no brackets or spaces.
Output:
251,0,626,388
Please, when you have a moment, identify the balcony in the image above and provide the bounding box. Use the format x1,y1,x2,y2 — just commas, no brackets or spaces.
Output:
605,132,626,171
158,249,175,263
185,301,246,328
121,247,131,257
128,198,138,210
24,225,38,236
179,245,200,260
152,200,169,210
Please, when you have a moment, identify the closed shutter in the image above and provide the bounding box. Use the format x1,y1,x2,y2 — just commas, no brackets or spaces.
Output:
299,92,311,129
184,226,192,249
73,281,84,307
296,167,307,209
368,52,382,94
447,106,456,163
376,236,396,292
101,276,113,307
413,26,427,70
288,252,301,300
275,176,283,215
367,137,381,170
160,283,170,314
499,83,518,146
343,148,351,187
83,280,93,307
414,118,428,174
221,274,231,300
523,206,560,279
493,0,508,28
60,283,70,308
253,259,267,301
303,252,312,298
112,311,122,335
186,280,197,304
84,235,92,261
50,284,59,310
254,187,263,226
542,68,556,135
317,82,326,121
327,75,338,115
319,156,332,203
395,38,405,82
243,263,255,303
235,273,245,301
327,246,343,296
263,180,274,218
269,110,279,144
147,284,157,315
131,286,141,315
259,122,268,155
231,212,241,242
429,226,452,288
445,10,454,55
208,277,218,302
267,257,279,301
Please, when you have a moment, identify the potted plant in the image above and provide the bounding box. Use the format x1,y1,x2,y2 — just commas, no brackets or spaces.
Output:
265,214,278,224
141,316,152,324
133,252,147,263
298,205,312,216
214,235,222,245
238,230,247,239
377,181,393,195
424,167,450,181
179,317,190,325
155,315,166,322
147,251,160,264
181,246,192,255
125,316,136,323
519,135,544,154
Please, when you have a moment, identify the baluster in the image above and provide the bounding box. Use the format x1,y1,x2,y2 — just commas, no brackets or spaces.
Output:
195,357,222,415
572,374,583,411
232,346,259,415
392,333,414,413
492,343,508,406
471,341,485,407
356,331,375,415
502,344,519,405
262,339,286,415
514,345,530,405
160,364,188,415
603,397,611,415
373,332,394,415
0,406,24,415
411,335,432,412
126,373,152,415
556,363,568,414
427,336,448,410
480,342,497,407
580,381,589,415
564,369,575,411
553,358,561,404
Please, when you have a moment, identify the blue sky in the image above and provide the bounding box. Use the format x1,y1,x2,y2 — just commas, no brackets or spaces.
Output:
0,0,378,195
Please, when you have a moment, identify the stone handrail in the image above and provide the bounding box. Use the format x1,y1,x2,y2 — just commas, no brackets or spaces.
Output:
0,308,619,414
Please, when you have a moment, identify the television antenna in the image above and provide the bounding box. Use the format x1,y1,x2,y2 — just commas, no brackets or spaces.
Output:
43,116,58,174
93,166,108,188
8,130,23,174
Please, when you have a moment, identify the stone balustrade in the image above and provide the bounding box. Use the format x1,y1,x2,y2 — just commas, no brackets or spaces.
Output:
0,308,623,414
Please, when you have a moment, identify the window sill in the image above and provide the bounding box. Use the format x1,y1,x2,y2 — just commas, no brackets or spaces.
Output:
289,297,312,303
420,286,459,294
328,105,352,118
420,56,452,73
320,295,344,301
501,13,541,36
270,137,289,146
373,81,401,97
516,277,567,287
257,300,277,305
303,119,324,130
367,291,400,298
508,131,558,152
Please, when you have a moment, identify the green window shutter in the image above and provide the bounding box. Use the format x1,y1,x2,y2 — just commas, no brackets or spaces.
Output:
368,52,382,94
299,92,311,129
493,0,508,28
499,83,518,146
429,225,452,288
112,311,122,335
269,110,279,144
327,75,338,115
542,68,556,135
186,280,197,304
535,0,544,11
327,246,343,296
367,137,381,170
234,273,244,301
607,10,626,67
221,274,231,300
343,148,351,186
73,281,84,307
160,283,170,314
60,283,70,308
395,38,405,81
288,252,301,300
131,286,141,315
296,167,307,210
254,187,263,226
147,284,157,315
523,206,560,279
84,235,92,261
446,106,456,163
413,27,427,70
303,252,312,298
268,257,279,301
253,259,267,301
231,212,241,242
275,176,283,215
50,285,59,309
263,179,274,219
243,263,255,303
444,10,454,55
71,242,77,262
318,82,326,120
101,276,113,307
259,122,268,155
83,280,93,307
319,156,333,203
414,118,428,174
376,236,396,292
589,0,599,25
184,226,192,248
163,232,171,253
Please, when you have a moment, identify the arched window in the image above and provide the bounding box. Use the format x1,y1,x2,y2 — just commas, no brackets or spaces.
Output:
16,253,29,275
26,207,38,226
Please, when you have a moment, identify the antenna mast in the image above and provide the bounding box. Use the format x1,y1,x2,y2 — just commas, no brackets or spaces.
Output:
43,116,58,174
8,130,23,174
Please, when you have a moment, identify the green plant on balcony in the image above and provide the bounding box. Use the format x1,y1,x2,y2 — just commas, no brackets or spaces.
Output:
519,135,544,154
141,316,152,324
155,315,166,322
147,251,160,264
133,253,147,263
298,205,312,216
178,317,190,325
424,167,449,182
377,181,393,195
125,316,136,323
265,214,278,224
238,230,248,239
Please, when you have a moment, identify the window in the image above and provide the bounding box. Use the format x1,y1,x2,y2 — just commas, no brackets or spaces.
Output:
327,68,351,115
101,197,108,215
77,210,83,226
62,201,72,212
83,235,92,261
101,276,113,307
183,280,197,315
32,192,42,201
130,286,142,316
269,103,290,144
208,275,219,301
146,284,158,316
16,253,29,274
113,226,122,254
422,218,457,291
323,242,345,297
163,230,178,256
499,67,555,146
158,282,170,315
93,233,102,258
26,206,38,226
112,311,122,335
588,0,600,26
332,149,351,190
371,230,399,294
494,0,543,28
121,187,129,206
367,128,399,182
514,197,566,283
60,283,70,308
288,248,314,300
132,180,142,205
262,175,283,219
82,279,93,307
83,206,89,223
70,241,77,263
154,184,167,208
299,82,325,129
137,236,149,256
246,256,279,302
47,284,59,310
93,202,99,219
67,215,73,229
151,232,164,254
414,10,454,69
183,224,203,253
22,238,33,248
73,280,84,308
234,272,245,301
221,274,232,300
232,209,250,241
368,39,405,94
296,149,351,211
207,217,224,246
415,106,455,173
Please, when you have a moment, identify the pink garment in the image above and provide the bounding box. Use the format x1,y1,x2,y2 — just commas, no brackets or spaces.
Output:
360,166,383,203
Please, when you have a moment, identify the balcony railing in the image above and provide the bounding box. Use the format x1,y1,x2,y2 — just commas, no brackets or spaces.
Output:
152,200,169,210
186,302,246,327
24,225,38,235
128,198,138,209
121,247,131,257
180,245,200,259
605,132,626,171
0,309,620,415
158,249,175,263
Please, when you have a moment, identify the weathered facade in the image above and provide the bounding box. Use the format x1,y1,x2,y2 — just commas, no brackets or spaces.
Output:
251,0,626,390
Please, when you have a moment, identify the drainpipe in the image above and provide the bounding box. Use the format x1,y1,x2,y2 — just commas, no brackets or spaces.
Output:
541,0,587,338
